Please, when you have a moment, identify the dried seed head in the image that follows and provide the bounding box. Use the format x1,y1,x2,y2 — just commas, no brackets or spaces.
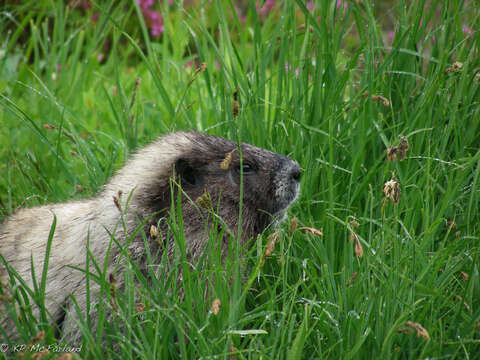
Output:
397,136,409,161
233,87,240,117
346,272,358,287
54,354,74,360
406,321,430,340
460,271,469,281
75,185,85,193
113,195,121,211
264,231,280,258
31,349,50,359
113,190,123,211
136,303,146,313
192,62,207,77
383,173,401,205
354,235,363,258
446,61,463,73
220,149,236,170
31,330,46,344
229,343,239,360
455,295,471,312
43,123,55,130
387,146,397,162
211,298,221,315
150,224,158,239
129,77,141,109
371,95,391,107
55,354,74,360
349,229,358,243
387,136,409,162
195,190,212,209
299,227,324,236
445,218,456,230
109,273,118,312
289,217,299,236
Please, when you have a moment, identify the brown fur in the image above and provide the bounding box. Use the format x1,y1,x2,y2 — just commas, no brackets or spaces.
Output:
0,131,300,344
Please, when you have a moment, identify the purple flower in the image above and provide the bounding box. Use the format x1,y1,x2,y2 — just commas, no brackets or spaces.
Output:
306,1,314,11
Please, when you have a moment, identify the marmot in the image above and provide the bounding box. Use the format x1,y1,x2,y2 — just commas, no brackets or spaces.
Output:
0,131,300,343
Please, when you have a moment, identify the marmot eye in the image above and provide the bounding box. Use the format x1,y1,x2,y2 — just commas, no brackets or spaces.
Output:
236,161,256,174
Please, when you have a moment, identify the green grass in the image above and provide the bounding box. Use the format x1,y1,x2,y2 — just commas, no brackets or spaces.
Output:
1,0,480,358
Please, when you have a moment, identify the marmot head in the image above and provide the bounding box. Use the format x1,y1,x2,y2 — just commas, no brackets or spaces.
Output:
107,132,300,250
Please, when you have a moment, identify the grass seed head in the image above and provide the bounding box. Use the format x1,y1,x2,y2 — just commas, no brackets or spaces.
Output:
233,87,240,117
229,343,239,359
150,224,158,239
211,298,221,315
387,146,397,162
406,321,430,340
354,235,363,258
113,190,123,211
397,136,409,161
195,190,212,209
265,231,280,258
383,172,401,205
31,330,45,344
460,271,469,281
446,61,463,73
54,354,74,360
109,273,118,312
372,95,391,107
31,350,50,359
346,272,358,287
348,219,360,243
299,226,324,236
136,303,146,313
220,149,236,170
455,295,471,312
289,217,299,236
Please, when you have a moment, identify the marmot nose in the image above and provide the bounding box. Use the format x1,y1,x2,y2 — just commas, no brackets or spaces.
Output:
290,163,301,182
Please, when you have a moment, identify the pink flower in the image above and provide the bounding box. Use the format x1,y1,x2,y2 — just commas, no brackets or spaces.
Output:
336,0,347,10
462,24,474,36
257,0,276,18
306,1,314,11
137,1,164,37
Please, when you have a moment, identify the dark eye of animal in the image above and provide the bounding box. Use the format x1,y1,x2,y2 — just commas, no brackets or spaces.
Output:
236,161,256,175
175,158,198,186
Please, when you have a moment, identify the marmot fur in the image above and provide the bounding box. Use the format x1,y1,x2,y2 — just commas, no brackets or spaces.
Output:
0,131,300,343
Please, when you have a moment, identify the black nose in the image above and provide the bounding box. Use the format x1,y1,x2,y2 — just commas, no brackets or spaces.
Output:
290,164,301,182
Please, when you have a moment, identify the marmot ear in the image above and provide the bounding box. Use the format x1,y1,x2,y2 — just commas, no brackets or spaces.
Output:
174,158,197,186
